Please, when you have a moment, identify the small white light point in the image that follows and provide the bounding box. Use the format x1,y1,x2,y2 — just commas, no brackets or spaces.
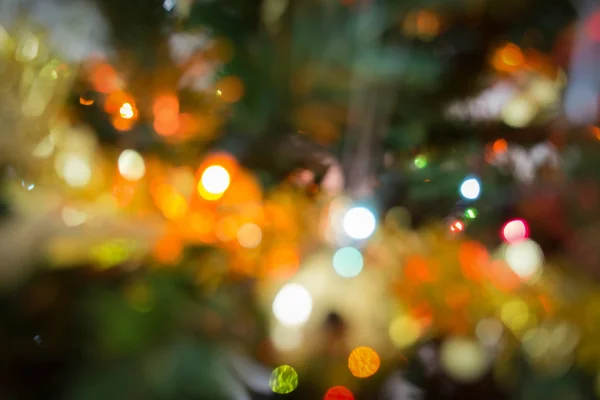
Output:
118,149,146,181
460,178,481,200
272,283,313,327
343,206,376,240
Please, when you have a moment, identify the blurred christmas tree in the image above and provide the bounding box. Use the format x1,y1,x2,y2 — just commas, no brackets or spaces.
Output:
1,0,600,399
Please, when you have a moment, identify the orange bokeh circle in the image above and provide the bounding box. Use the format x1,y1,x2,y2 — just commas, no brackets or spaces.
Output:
348,346,380,378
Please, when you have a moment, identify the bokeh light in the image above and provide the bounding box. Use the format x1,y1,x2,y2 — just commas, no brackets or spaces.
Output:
332,247,363,278
389,314,422,349
504,239,543,280
324,386,354,400
236,223,262,248
440,337,488,382
118,149,145,181
153,94,180,136
61,206,87,227
57,153,92,188
343,206,376,240
476,318,504,347
460,177,481,200
216,76,245,103
464,208,478,219
502,96,537,128
414,154,428,168
270,324,303,352
450,220,464,233
79,97,94,106
348,346,380,378
119,102,135,119
269,365,298,394
501,219,528,244
500,299,530,332
272,283,313,327
112,114,135,131
151,182,188,220
199,165,230,199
